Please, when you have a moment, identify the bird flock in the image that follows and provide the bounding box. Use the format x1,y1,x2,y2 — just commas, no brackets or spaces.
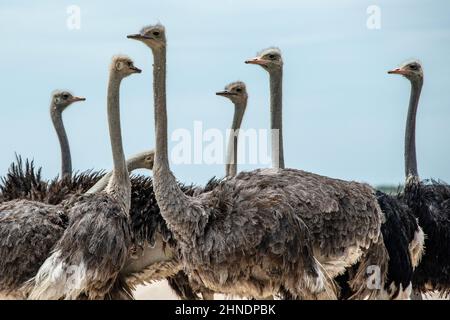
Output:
0,23,449,300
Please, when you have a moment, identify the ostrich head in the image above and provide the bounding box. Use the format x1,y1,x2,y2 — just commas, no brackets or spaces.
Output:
216,81,248,105
245,47,283,73
111,55,142,78
388,60,423,84
51,91,85,112
130,150,155,170
127,24,166,50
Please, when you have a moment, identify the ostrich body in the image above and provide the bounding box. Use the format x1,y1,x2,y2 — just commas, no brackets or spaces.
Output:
389,61,450,296
0,200,67,299
375,191,423,299
28,56,142,300
127,24,387,299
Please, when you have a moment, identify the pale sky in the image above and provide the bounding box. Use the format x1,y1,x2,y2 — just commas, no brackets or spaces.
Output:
0,0,449,186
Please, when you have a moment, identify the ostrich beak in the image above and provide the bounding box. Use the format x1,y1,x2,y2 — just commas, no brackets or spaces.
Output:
130,66,142,73
245,57,266,65
127,34,153,40
388,68,407,75
70,96,86,103
127,34,143,40
216,90,236,96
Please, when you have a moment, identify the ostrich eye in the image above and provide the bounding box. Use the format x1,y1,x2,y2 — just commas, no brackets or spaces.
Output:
236,88,242,92
127,61,132,67
153,31,160,36
269,54,276,59
62,94,69,99
409,64,418,70
146,157,152,162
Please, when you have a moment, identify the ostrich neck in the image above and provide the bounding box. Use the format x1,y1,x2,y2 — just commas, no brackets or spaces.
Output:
50,108,72,178
226,101,246,177
152,47,199,242
153,48,169,169
404,81,422,180
86,151,153,194
270,69,284,169
106,73,130,209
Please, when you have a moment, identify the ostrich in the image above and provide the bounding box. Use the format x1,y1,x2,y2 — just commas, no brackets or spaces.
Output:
171,82,249,299
116,83,249,300
51,91,86,179
0,91,85,203
216,81,248,177
389,61,450,297
118,83,249,301
127,24,388,300
26,55,142,300
246,48,423,299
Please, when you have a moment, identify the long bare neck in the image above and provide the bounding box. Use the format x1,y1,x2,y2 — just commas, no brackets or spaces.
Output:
152,48,183,192
405,80,422,180
106,73,130,207
226,100,246,177
50,107,72,178
151,47,198,241
153,48,169,170
270,69,284,169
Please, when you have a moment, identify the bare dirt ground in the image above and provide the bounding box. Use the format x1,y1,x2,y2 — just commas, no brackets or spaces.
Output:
134,281,231,300
133,281,447,300
134,281,179,300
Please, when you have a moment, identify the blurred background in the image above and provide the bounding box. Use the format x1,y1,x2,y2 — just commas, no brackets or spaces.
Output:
1,0,449,189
